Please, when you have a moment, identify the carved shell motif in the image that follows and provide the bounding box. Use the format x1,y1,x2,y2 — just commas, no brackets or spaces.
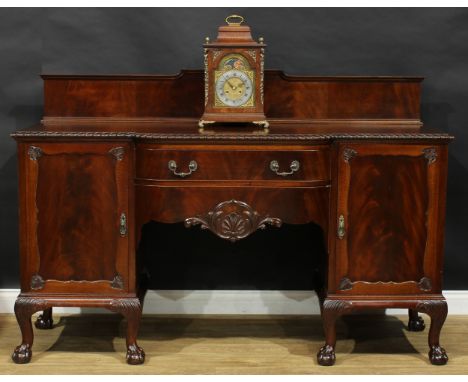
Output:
184,199,282,242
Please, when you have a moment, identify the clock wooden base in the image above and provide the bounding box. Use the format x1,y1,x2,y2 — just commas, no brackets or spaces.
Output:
199,112,269,129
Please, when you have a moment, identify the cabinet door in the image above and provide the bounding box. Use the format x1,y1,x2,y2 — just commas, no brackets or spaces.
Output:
332,143,447,295
19,142,133,295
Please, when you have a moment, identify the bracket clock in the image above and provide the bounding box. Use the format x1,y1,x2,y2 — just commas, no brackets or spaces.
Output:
199,15,268,129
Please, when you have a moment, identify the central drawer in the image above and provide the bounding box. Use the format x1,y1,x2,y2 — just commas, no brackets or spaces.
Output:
136,145,330,182
136,185,330,230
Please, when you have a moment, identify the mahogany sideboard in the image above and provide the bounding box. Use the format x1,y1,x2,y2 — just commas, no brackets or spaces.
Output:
10,70,453,366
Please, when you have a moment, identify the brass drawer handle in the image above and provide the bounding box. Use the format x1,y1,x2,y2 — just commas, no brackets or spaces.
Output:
269,160,300,176
168,160,198,178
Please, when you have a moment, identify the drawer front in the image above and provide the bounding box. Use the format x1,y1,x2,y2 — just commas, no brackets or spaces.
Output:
136,145,330,182
136,185,330,240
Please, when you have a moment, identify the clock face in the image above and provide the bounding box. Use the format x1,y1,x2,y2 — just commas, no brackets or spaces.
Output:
215,69,253,107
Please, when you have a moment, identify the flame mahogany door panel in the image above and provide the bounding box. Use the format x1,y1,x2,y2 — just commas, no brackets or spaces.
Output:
18,142,133,295
332,143,448,296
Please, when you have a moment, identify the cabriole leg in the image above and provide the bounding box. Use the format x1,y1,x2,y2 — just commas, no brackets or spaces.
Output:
317,300,351,366
35,307,54,329
109,298,145,365
12,297,47,364
417,300,449,365
408,308,425,332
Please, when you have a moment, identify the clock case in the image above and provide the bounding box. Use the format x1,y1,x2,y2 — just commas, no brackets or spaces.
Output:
200,19,268,129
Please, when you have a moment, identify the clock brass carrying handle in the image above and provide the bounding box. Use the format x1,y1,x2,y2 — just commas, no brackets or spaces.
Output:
168,160,198,178
225,15,244,26
269,160,300,177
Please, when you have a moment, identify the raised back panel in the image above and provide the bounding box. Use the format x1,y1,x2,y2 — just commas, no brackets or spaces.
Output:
43,71,204,119
42,70,422,122
264,72,421,120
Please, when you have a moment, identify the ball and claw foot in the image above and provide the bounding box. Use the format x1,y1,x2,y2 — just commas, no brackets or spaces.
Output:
408,315,425,332
12,344,32,364
317,345,336,366
126,345,145,365
429,345,448,365
35,314,54,329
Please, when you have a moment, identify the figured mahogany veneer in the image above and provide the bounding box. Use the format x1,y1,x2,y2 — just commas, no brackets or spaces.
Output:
19,142,133,295
332,144,448,296
41,70,422,122
136,144,330,183
135,185,330,227
11,71,452,366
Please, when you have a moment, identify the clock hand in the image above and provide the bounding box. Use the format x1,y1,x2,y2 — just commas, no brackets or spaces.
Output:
227,79,237,90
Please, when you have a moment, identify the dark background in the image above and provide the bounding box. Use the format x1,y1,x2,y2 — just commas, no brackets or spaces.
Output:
1,8,467,289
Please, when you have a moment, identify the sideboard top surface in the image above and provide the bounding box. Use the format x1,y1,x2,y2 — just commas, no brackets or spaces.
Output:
12,120,453,142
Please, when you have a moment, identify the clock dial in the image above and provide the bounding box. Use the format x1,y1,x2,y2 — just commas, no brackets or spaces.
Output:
215,70,253,107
